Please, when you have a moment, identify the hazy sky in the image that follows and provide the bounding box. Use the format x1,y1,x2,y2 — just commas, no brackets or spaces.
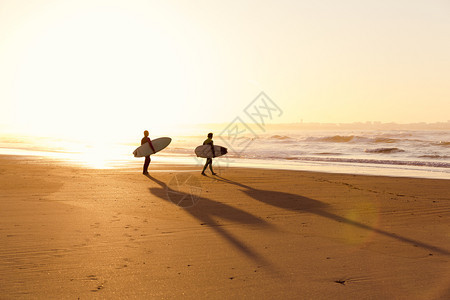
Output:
1,0,449,139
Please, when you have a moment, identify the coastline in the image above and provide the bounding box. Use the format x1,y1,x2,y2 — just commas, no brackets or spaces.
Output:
1,127,449,180
0,155,449,299
1,149,449,180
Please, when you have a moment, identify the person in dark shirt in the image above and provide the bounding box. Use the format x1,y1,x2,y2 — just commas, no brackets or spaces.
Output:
141,130,156,175
202,132,217,176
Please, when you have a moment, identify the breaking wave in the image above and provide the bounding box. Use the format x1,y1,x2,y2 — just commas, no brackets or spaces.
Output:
434,141,450,146
419,155,450,159
303,135,439,145
373,138,398,143
278,156,450,168
365,148,405,154
308,135,357,143
270,135,292,140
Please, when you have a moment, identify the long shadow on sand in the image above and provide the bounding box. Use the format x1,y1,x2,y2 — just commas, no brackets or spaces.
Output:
211,175,450,256
146,174,277,271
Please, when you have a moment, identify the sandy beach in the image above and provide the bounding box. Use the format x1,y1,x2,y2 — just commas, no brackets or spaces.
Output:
0,155,449,299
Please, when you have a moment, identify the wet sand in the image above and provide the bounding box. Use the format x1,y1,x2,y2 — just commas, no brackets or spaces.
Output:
0,155,449,299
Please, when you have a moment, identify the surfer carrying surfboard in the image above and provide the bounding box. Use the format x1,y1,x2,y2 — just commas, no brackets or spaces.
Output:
201,133,217,176
141,130,156,174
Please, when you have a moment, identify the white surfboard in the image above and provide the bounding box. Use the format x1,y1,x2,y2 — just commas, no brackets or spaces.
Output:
133,137,172,157
195,144,228,158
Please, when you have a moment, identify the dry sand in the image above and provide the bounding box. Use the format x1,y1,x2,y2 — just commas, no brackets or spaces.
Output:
0,155,449,299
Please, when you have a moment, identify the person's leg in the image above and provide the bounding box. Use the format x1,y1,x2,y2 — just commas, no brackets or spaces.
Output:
201,159,208,174
209,159,216,175
202,158,211,175
143,156,150,174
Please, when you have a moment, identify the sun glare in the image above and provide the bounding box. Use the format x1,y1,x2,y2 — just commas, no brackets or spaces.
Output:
8,2,196,143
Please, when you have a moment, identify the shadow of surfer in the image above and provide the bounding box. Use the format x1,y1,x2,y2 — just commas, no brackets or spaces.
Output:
144,174,279,273
210,175,450,256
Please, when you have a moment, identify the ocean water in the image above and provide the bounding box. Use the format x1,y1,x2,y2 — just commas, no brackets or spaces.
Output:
165,129,450,179
0,129,449,179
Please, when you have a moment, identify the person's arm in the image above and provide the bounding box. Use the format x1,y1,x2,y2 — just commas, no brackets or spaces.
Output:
148,138,156,153
210,141,215,158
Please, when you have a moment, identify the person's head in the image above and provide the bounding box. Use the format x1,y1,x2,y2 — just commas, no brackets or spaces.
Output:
144,130,149,137
208,132,213,139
